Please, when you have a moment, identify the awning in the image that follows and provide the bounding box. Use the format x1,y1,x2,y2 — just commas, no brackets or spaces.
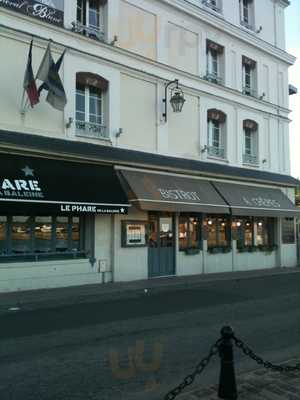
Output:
213,182,300,217
0,154,129,214
119,169,229,213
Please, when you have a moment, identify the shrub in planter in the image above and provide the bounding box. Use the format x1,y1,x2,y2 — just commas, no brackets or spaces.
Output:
185,248,200,255
222,247,232,253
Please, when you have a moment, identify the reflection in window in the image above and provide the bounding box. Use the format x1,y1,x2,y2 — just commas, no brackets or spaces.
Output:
160,217,173,248
35,217,52,253
12,216,32,254
0,217,7,255
244,219,253,246
236,217,275,249
206,216,230,249
256,219,267,246
179,215,201,250
72,217,80,251
56,217,69,252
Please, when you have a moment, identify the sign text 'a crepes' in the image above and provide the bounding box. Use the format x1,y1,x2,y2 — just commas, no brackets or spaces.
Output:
0,0,64,27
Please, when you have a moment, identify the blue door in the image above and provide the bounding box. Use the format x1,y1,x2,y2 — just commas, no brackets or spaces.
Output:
148,214,175,278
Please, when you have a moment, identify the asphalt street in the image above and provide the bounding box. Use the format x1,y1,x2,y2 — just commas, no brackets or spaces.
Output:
0,272,300,400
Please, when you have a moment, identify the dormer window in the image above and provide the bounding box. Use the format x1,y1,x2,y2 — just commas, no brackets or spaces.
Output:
73,0,106,41
207,109,226,159
243,120,258,165
242,56,257,97
202,0,222,13
239,0,254,30
205,40,224,85
75,72,109,140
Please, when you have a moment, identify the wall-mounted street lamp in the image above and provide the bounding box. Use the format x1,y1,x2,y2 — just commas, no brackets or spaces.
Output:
162,79,186,122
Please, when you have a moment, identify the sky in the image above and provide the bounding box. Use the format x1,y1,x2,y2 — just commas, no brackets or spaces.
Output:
286,0,300,178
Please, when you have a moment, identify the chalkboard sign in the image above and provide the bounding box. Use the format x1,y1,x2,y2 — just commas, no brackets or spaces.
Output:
282,218,295,244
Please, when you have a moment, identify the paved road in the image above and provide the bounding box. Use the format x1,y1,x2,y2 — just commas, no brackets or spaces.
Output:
0,273,299,400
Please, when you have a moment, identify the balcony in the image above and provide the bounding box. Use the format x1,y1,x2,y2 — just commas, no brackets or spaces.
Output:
71,21,105,42
243,153,258,165
208,146,225,159
204,73,223,85
243,86,257,98
75,121,108,140
202,0,221,13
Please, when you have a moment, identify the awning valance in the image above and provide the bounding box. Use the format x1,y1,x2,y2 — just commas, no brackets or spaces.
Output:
0,154,129,214
213,182,300,217
119,169,230,214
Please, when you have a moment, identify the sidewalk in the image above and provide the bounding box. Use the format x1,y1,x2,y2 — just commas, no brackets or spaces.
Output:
0,266,299,315
180,358,300,399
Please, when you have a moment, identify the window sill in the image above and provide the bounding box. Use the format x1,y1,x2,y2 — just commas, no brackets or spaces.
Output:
0,252,88,264
242,162,259,168
207,155,229,163
208,247,231,254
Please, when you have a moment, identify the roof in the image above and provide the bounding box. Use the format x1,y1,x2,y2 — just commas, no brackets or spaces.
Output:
0,129,299,188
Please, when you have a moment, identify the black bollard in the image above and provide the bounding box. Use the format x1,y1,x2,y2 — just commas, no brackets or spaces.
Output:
218,326,238,400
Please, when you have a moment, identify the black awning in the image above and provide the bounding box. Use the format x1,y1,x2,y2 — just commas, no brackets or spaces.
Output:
0,154,129,214
213,181,300,217
120,169,230,214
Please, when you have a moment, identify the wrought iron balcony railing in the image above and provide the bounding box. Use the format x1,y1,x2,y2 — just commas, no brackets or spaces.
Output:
202,0,221,13
208,146,225,159
204,73,223,85
243,153,258,165
71,21,105,42
242,86,257,98
75,121,108,140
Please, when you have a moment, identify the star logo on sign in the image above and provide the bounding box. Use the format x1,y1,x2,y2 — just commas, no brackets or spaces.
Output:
120,208,125,213
22,166,34,177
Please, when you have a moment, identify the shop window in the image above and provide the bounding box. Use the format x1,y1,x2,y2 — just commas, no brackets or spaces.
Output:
75,72,109,140
242,56,257,97
179,215,202,252
282,217,295,244
206,216,230,251
205,40,224,85
207,109,226,159
236,217,276,251
239,0,254,30
243,120,258,165
73,0,106,41
0,217,7,255
0,216,85,262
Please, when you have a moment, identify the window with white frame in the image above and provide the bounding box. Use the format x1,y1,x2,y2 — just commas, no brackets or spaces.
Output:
73,0,106,41
207,109,226,159
75,72,108,140
205,40,224,85
202,0,222,13
243,119,258,165
239,0,254,30
242,56,257,97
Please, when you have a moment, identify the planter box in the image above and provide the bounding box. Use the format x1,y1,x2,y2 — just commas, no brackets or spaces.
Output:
185,248,200,255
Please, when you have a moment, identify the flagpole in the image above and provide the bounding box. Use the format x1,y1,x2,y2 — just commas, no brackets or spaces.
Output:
20,89,26,115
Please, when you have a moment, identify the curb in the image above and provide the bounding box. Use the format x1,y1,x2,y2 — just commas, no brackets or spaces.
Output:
0,267,299,315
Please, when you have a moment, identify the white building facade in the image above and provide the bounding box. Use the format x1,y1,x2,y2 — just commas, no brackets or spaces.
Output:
0,0,299,292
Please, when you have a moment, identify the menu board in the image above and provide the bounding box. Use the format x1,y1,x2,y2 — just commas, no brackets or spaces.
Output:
122,221,148,247
282,218,295,244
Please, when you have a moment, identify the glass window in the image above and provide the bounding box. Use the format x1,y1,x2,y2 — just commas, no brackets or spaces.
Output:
256,219,268,246
0,217,7,255
12,216,32,254
282,218,295,244
244,218,253,246
76,83,85,122
212,122,220,148
206,216,230,249
56,217,69,252
244,128,252,155
35,217,52,253
179,215,201,251
89,0,100,29
76,84,103,126
72,217,81,252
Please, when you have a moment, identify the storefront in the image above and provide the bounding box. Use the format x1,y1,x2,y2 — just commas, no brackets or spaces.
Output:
0,131,299,292
0,153,129,291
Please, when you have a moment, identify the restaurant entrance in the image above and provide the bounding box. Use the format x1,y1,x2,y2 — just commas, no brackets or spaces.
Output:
148,213,175,277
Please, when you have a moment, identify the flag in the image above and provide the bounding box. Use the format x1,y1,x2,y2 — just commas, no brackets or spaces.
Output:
23,40,39,108
36,43,67,111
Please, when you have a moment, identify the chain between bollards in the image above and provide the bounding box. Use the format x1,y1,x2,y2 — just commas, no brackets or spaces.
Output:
164,325,300,399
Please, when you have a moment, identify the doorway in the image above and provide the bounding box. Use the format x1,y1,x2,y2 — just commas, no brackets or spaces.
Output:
148,213,175,277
